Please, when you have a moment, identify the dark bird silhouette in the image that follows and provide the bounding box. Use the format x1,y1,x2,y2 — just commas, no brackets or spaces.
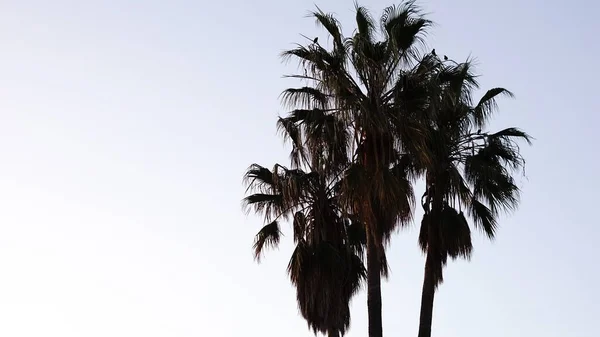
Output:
444,55,448,61
477,129,481,134
431,48,436,56
313,37,319,44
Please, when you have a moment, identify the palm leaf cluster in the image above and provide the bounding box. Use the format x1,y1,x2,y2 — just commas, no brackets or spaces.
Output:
242,3,531,337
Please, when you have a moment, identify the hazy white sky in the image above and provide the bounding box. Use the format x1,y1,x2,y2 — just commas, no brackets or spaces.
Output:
0,0,598,336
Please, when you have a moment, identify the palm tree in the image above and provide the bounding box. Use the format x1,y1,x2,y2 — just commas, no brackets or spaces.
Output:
414,56,532,337
243,161,366,337
280,3,431,336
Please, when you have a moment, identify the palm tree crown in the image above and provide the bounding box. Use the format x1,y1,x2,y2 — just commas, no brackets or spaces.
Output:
243,161,366,336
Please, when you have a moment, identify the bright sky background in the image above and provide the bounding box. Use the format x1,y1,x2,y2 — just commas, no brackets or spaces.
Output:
1,0,598,336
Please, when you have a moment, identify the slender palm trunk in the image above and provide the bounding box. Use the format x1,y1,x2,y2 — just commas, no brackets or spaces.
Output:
328,330,340,337
366,230,383,337
418,191,441,337
417,247,436,337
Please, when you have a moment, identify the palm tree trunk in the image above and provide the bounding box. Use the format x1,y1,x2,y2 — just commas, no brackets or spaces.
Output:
417,248,436,337
328,330,340,337
366,230,383,337
418,189,442,337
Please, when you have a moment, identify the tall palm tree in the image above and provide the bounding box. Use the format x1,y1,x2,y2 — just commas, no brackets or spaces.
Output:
280,3,431,336
243,160,366,337
414,56,532,337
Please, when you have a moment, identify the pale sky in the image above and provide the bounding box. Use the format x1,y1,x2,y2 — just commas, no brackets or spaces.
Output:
0,0,598,336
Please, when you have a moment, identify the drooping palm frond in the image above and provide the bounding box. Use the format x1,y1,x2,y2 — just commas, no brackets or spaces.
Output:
487,127,532,167
440,206,473,260
468,199,497,239
276,116,305,168
253,221,282,261
464,148,520,214
293,211,307,243
289,238,366,335
346,217,367,257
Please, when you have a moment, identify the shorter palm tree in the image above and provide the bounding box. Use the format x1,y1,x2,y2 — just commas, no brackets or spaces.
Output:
243,162,366,337
415,57,532,337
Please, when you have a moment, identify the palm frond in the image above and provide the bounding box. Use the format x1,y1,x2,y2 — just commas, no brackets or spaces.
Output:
276,117,305,168
447,164,473,206
346,251,367,295
418,214,430,253
281,44,332,75
276,167,314,206
441,206,473,260
242,193,284,220
472,88,514,127
287,239,309,283
379,249,390,278
346,218,366,256
381,161,415,225
439,60,479,107
310,7,344,49
243,164,274,193
381,1,431,60
281,87,331,109
484,136,525,170
485,127,532,170
293,211,307,242
253,221,282,261
338,163,374,223
290,239,365,336
477,173,519,214
355,5,376,42
469,199,497,239
490,127,532,144
465,146,521,213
